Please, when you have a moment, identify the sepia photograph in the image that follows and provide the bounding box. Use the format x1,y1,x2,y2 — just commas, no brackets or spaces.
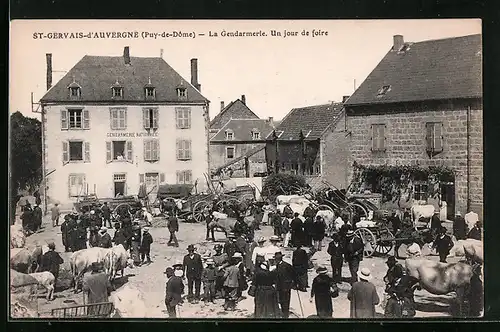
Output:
9,19,483,319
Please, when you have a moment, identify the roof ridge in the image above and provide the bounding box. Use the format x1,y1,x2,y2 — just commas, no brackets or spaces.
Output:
410,33,481,45
291,102,344,110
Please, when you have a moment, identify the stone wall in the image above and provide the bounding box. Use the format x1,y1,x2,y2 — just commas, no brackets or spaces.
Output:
346,99,483,218
321,113,349,190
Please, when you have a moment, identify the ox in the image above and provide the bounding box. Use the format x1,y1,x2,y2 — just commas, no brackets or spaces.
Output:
104,244,132,281
450,239,483,264
70,247,110,293
29,271,55,301
410,204,435,226
10,246,43,274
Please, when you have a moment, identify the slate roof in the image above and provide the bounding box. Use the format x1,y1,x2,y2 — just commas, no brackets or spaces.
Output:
210,99,259,129
345,34,482,106
211,118,274,142
269,103,344,141
40,55,208,103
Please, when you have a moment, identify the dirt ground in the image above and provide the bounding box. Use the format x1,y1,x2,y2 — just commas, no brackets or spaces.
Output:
24,213,458,319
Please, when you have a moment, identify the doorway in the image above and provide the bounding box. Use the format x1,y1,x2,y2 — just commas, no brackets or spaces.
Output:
440,182,455,221
145,173,159,202
114,173,127,197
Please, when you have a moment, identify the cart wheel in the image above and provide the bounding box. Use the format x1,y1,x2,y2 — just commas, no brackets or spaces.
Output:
192,201,209,222
375,227,394,256
354,228,376,258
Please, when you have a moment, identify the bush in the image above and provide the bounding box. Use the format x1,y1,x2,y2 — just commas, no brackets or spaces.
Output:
262,173,308,201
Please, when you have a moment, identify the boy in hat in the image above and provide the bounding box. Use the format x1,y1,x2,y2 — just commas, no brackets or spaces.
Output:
347,268,380,318
98,226,113,248
344,230,364,284
183,244,203,303
432,226,454,263
140,227,154,265
202,258,217,304
164,266,184,318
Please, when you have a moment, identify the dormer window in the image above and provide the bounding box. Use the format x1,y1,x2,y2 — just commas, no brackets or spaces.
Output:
145,87,156,98
251,130,261,140
68,81,82,99
177,87,187,99
225,130,234,140
377,85,391,97
112,87,123,98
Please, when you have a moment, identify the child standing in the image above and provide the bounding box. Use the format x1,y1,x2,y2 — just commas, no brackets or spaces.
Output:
202,258,217,303
140,227,154,265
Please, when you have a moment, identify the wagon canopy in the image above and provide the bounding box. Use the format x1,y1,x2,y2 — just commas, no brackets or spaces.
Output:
157,184,194,199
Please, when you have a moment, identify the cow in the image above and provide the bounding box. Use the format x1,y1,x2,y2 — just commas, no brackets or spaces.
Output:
29,271,55,301
69,247,110,293
450,239,483,264
209,216,256,237
410,204,435,226
110,284,148,318
10,224,26,249
10,246,43,274
104,244,132,281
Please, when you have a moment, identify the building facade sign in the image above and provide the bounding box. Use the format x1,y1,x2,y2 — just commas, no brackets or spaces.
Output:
106,132,159,138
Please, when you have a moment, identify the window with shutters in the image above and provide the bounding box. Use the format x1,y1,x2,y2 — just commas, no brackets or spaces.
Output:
61,109,89,130
175,107,191,129
226,146,235,159
425,122,444,156
176,170,193,184
143,108,159,130
106,141,133,163
371,124,386,152
62,141,90,164
68,173,86,198
177,139,192,160
110,108,127,130
144,139,160,162
69,141,83,161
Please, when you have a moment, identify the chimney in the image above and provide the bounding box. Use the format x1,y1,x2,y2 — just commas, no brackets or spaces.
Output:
342,95,350,103
46,53,52,91
268,117,274,128
220,101,225,111
191,58,201,92
393,35,404,51
160,49,163,59
123,46,130,64
241,95,246,105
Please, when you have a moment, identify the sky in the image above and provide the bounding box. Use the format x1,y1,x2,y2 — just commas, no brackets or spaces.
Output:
10,19,481,121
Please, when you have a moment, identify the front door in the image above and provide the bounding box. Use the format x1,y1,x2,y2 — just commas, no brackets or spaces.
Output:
145,173,159,203
113,173,126,197
440,182,455,221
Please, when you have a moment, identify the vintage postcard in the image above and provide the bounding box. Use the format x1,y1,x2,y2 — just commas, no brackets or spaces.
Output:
9,19,482,319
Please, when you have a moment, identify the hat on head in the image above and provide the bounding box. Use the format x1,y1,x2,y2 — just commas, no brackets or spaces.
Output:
269,235,280,242
90,210,95,215
257,236,266,243
346,230,355,237
164,267,174,275
187,244,196,251
386,256,397,264
47,241,56,250
100,226,108,232
142,207,147,211
206,258,215,265
357,268,372,281
455,211,462,216
172,261,183,268
316,266,328,274
274,251,283,257
143,227,150,232
232,252,243,259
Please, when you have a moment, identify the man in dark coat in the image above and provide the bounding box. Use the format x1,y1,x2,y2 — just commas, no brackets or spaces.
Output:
310,266,335,318
83,262,113,314
34,190,42,206
303,203,315,219
233,216,249,238
140,227,154,264
292,245,309,291
60,216,71,252
183,244,203,303
453,211,467,240
432,226,454,263
224,233,239,258
303,216,314,247
167,213,179,247
290,213,304,247
32,204,43,231
389,211,401,235
66,214,78,252
311,216,326,251
205,212,215,241
327,233,344,284
98,227,113,248
73,219,88,251
430,211,441,236
271,213,282,237
164,267,184,318
100,202,112,228
40,242,64,290
274,251,296,318
130,221,142,266
283,203,293,219
21,206,34,233
112,222,128,248
347,268,380,318
344,230,364,284
468,221,482,241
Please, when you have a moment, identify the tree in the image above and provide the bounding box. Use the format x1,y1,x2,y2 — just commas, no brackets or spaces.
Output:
10,112,42,223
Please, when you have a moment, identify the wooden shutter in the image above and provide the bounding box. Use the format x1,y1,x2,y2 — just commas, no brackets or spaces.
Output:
185,108,191,129
434,123,443,152
176,139,181,160
110,109,117,129
160,173,165,183
176,171,181,184
61,110,68,130
186,171,192,184
62,141,69,165
186,140,192,160
106,141,112,163
144,140,151,161
152,109,158,129
143,109,150,129
175,108,181,128
126,141,133,162
120,109,127,129
371,124,376,151
425,123,433,151
84,142,90,162
153,140,159,161
139,173,145,184
379,125,385,151
83,109,90,129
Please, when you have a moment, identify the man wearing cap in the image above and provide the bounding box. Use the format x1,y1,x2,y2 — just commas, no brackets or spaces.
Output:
140,227,154,265
347,268,380,318
98,227,113,248
83,262,113,314
344,230,364,284
167,212,179,247
60,215,71,252
73,217,88,251
383,256,403,291
164,266,184,317
202,259,217,303
432,226,454,263
310,266,336,318
130,221,142,266
183,245,203,303
290,212,304,247
274,251,296,318
453,211,467,240
40,242,64,291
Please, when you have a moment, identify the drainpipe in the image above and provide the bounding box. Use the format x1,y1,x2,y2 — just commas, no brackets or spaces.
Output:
41,105,47,215
466,105,471,212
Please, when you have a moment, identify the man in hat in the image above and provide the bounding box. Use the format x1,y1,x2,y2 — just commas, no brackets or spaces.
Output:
233,252,247,300
453,211,467,240
73,217,88,251
383,256,404,291
205,212,215,242
202,258,217,304
283,203,293,219
60,215,71,252
140,227,154,265
223,253,242,311
327,233,344,284
467,220,482,241
432,226,454,263
224,233,239,258
164,266,184,318
274,251,296,318
89,209,101,229
347,267,380,318
344,230,364,284
430,209,442,236
265,236,281,266
167,212,179,247
98,227,113,248
212,244,229,299
83,262,113,314
32,203,43,232
310,266,336,318
292,244,309,291
271,212,283,237
233,215,250,238
100,202,112,228
183,244,203,303
290,212,304,247
40,241,64,291
130,220,142,266
51,203,61,227
112,222,128,249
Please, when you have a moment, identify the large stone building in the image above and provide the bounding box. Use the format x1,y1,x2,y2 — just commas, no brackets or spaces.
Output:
344,34,482,219
265,101,350,189
40,47,210,208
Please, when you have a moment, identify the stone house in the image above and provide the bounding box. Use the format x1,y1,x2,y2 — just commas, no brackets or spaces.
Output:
39,47,210,208
344,34,482,219
265,101,350,189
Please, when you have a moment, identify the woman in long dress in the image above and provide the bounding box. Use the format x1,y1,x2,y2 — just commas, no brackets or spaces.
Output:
253,262,280,318
310,266,335,318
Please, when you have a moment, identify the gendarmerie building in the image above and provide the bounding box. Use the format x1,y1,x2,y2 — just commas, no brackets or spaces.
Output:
40,47,210,209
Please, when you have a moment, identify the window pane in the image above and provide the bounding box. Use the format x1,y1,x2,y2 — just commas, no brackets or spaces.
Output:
69,142,83,160
113,141,126,159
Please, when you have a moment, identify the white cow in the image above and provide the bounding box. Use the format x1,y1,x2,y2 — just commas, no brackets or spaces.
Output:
276,196,312,216
110,284,148,317
29,271,55,301
104,244,132,281
450,239,483,264
314,210,337,231
410,204,435,225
